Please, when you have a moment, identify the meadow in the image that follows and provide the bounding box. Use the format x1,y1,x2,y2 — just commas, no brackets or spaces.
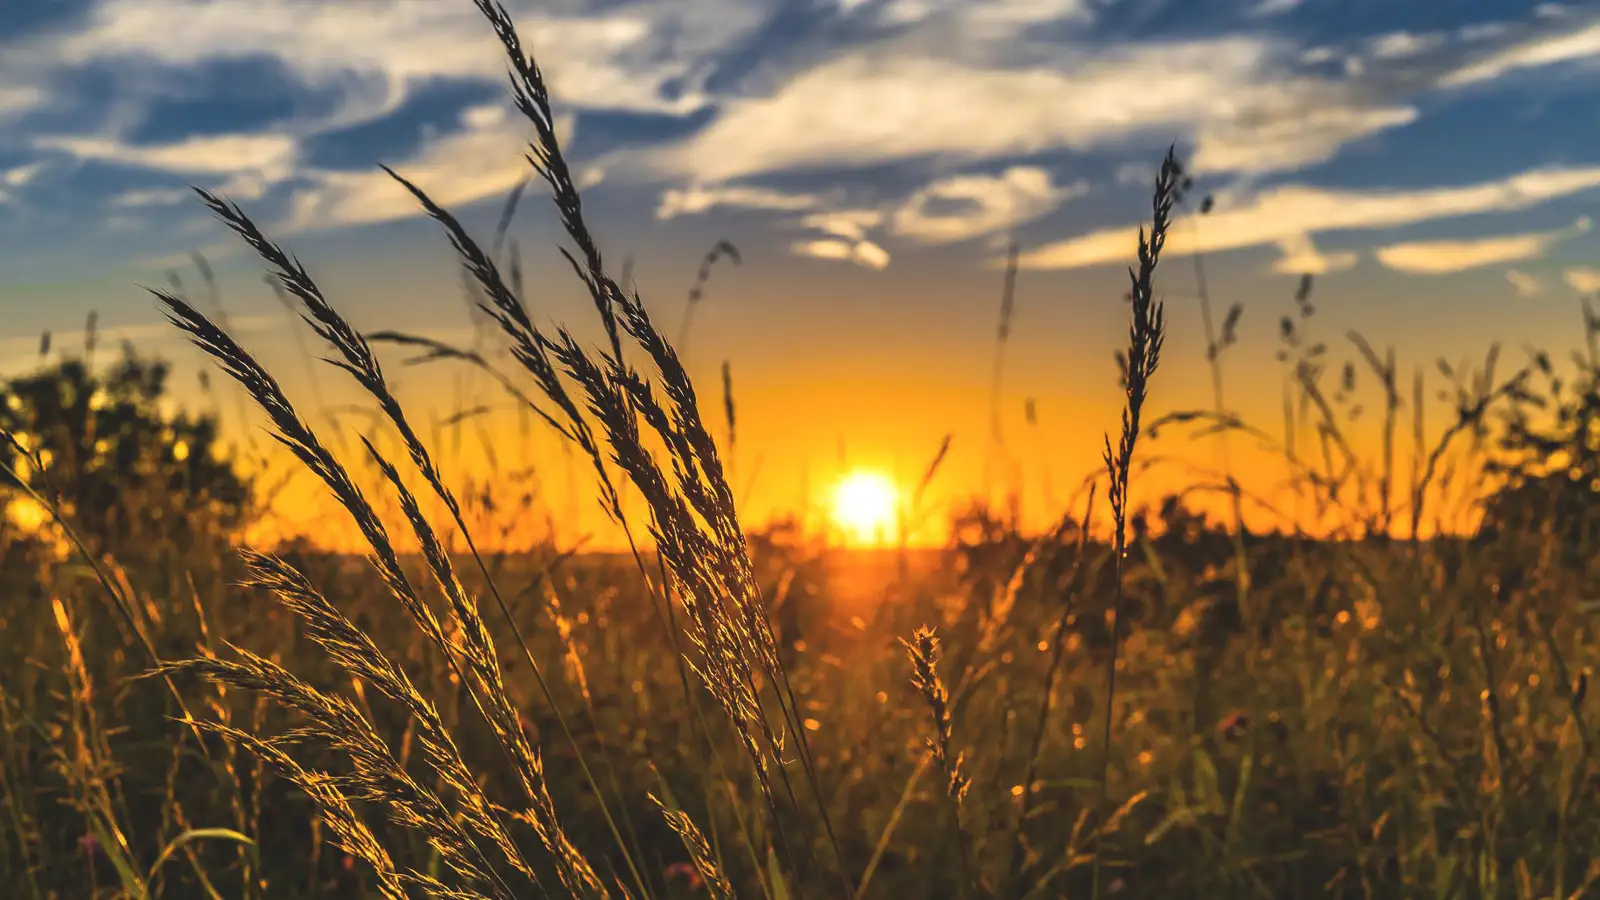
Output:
4,2,1600,898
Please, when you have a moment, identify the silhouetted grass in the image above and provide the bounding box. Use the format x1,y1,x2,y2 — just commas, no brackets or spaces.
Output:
5,2,1600,899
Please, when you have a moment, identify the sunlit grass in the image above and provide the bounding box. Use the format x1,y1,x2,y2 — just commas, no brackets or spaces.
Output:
5,2,1600,898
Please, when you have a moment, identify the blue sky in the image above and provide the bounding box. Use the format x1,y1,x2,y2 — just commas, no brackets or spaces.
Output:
2,0,1597,280
3,0,1600,538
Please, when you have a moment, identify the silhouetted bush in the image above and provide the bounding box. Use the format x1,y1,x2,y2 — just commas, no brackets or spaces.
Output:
0,350,254,553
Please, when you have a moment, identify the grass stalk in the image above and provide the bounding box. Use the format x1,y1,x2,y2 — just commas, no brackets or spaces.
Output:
1091,147,1178,898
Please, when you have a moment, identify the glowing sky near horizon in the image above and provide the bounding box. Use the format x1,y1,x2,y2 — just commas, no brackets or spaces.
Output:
3,0,1600,547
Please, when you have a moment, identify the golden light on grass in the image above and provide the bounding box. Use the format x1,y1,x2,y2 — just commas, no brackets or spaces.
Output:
829,469,899,546
5,495,46,533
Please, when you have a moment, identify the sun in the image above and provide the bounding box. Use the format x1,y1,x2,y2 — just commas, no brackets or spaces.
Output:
829,469,900,546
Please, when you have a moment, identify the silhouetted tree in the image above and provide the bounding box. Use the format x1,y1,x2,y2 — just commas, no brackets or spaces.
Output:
1472,339,1600,567
0,350,253,553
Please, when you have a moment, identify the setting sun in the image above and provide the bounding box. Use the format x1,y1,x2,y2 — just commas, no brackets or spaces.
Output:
829,470,900,546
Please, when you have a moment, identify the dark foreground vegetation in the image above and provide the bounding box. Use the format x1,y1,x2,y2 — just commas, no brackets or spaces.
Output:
6,2,1600,898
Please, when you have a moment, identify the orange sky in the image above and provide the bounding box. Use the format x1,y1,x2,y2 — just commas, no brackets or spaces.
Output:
4,0,1600,552
2,213,1568,555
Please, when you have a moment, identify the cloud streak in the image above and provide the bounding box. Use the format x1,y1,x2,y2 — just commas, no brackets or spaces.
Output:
1,0,1598,283
1439,20,1600,87
645,35,1418,183
890,166,1084,245
1375,217,1590,274
1020,166,1600,271
657,183,825,220
792,236,891,270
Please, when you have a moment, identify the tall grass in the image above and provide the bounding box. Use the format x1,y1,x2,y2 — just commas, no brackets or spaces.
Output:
1091,147,1176,896
6,1,1600,899
137,0,883,894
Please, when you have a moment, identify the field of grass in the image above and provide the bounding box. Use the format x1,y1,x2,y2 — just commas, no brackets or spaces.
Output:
5,2,1600,899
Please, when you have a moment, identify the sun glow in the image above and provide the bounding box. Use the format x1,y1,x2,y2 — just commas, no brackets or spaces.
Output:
5,496,47,533
829,469,900,546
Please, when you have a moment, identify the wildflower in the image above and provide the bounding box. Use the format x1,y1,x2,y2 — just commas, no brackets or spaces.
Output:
665,861,704,892
1217,710,1249,742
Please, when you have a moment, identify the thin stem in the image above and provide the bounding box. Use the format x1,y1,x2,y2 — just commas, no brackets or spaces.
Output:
1007,488,1097,891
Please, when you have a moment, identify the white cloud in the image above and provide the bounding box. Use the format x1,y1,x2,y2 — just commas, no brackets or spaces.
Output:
647,36,1410,183
792,237,890,270
460,103,508,131
1020,165,1600,270
108,186,192,208
1113,162,1156,187
656,183,824,220
275,115,564,234
799,210,884,242
1,162,44,188
1439,20,1600,87
1273,233,1358,275
1565,267,1600,294
1506,268,1543,297
37,132,297,178
7,0,763,235
0,0,766,219
1375,216,1589,274
890,166,1084,245
47,0,750,121
874,0,1091,28
1367,31,1447,61
852,239,892,270
31,132,297,205
1191,95,1415,175
0,85,42,118
9,0,1600,258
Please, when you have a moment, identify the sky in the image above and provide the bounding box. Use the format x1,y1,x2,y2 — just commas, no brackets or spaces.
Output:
3,0,1600,548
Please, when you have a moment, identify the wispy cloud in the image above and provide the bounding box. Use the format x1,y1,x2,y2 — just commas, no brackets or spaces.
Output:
870,0,1091,29
1020,166,1600,271
0,161,45,204
890,166,1084,245
38,132,297,178
645,35,1415,183
1506,268,1544,297
0,86,41,119
1375,217,1590,274
799,210,884,242
275,111,570,234
47,0,747,119
657,183,825,220
1,162,42,187
108,187,193,209
3,0,762,220
1273,233,1357,275
1,0,1597,282
1565,267,1600,294
792,237,891,270
1366,31,1448,61
1439,20,1600,87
